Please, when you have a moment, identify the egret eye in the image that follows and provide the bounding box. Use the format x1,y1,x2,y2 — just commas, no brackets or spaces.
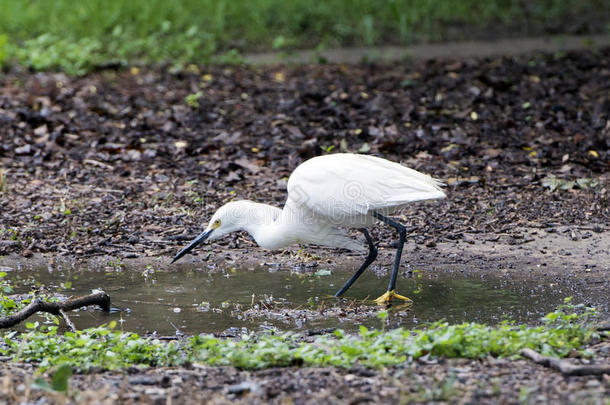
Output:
213,219,221,228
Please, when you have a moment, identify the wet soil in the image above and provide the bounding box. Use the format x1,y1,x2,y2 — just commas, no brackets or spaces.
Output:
0,46,609,403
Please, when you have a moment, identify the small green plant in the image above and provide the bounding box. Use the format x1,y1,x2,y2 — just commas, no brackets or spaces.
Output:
518,386,535,404
0,272,13,294
272,35,289,49
321,145,335,154
0,34,7,66
9,228,19,241
213,48,242,65
185,189,204,204
32,364,73,394
417,373,458,401
362,14,376,45
13,34,102,76
185,91,203,108
405,374,461,403
105,258,124,271
0,272,17,316
377,310,388,331
59,199,71,215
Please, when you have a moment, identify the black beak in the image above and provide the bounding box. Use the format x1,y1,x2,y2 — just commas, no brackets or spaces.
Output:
171,228,213,264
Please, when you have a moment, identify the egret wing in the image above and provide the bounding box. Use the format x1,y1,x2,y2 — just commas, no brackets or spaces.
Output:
287,154,445,221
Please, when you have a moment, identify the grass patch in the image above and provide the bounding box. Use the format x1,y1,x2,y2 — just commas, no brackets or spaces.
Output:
0,0,609,74
0,299,601,372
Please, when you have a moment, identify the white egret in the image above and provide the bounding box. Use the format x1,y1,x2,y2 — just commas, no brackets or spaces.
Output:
171,153,445,304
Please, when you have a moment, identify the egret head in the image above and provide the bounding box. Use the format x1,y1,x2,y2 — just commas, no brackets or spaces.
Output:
170,202,250,263
204,202,246,240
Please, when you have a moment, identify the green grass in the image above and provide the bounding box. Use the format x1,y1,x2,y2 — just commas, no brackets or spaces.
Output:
0,0,609,74
1,300,602,373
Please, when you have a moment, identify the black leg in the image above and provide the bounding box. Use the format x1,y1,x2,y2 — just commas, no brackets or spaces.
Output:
334,228,378,297
372,211,407,292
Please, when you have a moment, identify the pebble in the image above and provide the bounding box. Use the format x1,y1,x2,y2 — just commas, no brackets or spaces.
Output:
227,381,264,396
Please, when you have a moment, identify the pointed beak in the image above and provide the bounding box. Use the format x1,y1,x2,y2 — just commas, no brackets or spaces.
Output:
171,228,213,264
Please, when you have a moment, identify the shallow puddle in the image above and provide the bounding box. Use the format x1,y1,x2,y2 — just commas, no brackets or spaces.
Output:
4,261,587,336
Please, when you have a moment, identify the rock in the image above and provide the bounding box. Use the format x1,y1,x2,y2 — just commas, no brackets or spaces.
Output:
15,144,32,155
227,381,264,396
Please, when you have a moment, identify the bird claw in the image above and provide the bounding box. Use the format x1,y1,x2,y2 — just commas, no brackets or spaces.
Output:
374,290,412,305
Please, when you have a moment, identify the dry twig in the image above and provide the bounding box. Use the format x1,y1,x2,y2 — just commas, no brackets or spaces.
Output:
0,291,111,330
521,348,610,376
58,309,77,332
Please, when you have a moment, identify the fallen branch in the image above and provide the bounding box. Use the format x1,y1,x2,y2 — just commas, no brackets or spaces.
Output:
521,348,610,376
0,291,111,329
58,309,77,333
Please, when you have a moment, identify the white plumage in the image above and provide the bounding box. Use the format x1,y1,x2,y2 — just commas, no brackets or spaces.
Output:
287,154,445,218
172,153,445,303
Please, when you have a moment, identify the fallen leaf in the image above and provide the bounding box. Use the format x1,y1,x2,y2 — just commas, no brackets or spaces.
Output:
358,143,370,153
234,158,261,173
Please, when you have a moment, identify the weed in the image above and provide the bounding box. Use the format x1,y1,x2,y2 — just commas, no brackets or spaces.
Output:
377,310,388,331
105,258,124,271
519,386,536,404
185,91,203,108
58,199,71,215
0,272,17,316
32,364,72,394
0,34,7,66
13,34,102,76
0,299,600,373
9,229,19,241
408,373,459,402
185,189,204,205
213,49,243,65
321,145,336,154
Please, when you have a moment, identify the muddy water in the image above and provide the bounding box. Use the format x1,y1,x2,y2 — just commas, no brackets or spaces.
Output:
5,262,583,336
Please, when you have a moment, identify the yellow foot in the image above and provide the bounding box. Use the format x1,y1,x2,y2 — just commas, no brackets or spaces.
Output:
374,290,412,305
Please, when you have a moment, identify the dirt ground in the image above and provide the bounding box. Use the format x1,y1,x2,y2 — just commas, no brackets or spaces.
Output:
0,46,609,403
